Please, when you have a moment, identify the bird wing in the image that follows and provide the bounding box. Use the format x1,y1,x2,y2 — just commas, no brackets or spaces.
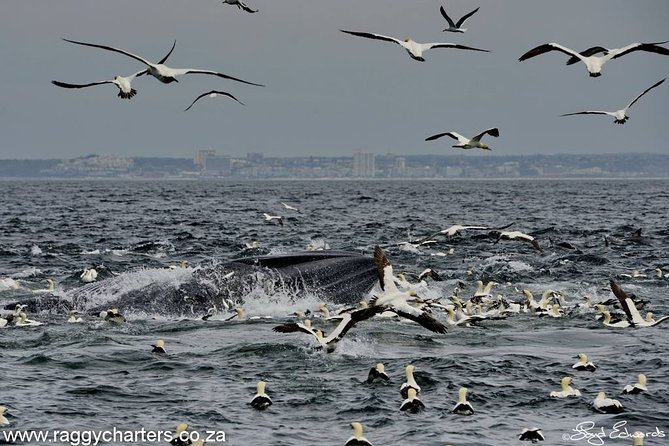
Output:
272,322,316,336
471,128,499,142
238,1,258,13
390,304,447,334
51,80,113,89
439,6,457,28
565,46,609,65
62,38,152,66
184,90,245,111
626,78,665,109
607,41,669,61
425,131,462,142
373,246,398,292
324,306,385,342
561,111,614,117
609,280,644,325
157,40,177,64
172,68,264,87
425,43,489,52
340,30,402,46
456,7,480,28
519,43,581,62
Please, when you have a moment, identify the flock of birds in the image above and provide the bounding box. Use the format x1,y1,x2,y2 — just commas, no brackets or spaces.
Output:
49,3,668,154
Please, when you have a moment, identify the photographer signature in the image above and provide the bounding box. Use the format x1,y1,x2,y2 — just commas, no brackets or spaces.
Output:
562,421,665,445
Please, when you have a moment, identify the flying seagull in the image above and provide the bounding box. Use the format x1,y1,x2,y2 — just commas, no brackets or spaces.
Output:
519,41,669,77
62,38,264,87
425,128,499,150
222,0,258,13
439,5,480,33
184,90,245,111
561,78,665,124
340,30,489,62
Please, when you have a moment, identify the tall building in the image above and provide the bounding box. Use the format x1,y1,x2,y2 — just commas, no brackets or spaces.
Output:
194,149,216,169
353,152,375,177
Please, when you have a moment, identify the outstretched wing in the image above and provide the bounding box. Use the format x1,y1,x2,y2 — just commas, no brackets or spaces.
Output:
627,78,665,109
425,131,461,142
373,245,395,291
340,30,402,46
456,7,480,28
52,80,113,89
439,6,457,28
184,90,245,111
607,41,669,61
561,111,613,117
172,68,264,87
566,46,609,65
62,38,151,66
519,43,581,62
471,128,499,142
157,40,177,64
609,280,644,325
426,43,489,52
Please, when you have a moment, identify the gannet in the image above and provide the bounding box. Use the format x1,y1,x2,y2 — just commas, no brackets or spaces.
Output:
152,339,166,354
32,278,56,294
493,230,543,252
67,310,83,323
99,308,125,323
184,90,245,111
263,213,284,226
519,41,669,77
62,38,264,87
623,374,647,394
610,279,669,327
170,423,190,446
400,388,425,413
439,5,480,33
518,427,545,443
15,311,43,327
400,364,420,398
340,30,489,62
80,268,98,283
280,202,299,212
52,70,147,100
222,0,258,13
451,387,474,415
572,353,596,372
250,380,272,409
0,406,8,426
550,376,581,398
599,308,630,328
345,422,373,446
425,128,499,150
370,246,447,334
592,391,623,413
561,78,665,124
367,363,390,383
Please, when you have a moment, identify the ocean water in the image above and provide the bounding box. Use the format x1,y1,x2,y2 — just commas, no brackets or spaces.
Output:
0,179,668,446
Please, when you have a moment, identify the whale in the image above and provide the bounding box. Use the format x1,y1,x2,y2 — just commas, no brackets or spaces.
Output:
2,250,378,318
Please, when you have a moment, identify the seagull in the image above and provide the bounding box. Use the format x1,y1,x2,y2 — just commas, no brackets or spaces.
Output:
399,388,425,413
52,70,147,100
550,376,581,398
62,38,264,87
371,246,447,334
492,230,543,252
340,30,489,62
518,427,545,443
425,128,499,150
519,41,669,77
367,363,390,383
610,279,669,327
561,78,665,124
263,213,284,226
184,90,245,111
250,380,272,410
592,391,623,413
345,422,373,446
222,0,258,13
572,353,596,372
451,387,474,415
623,373,647,395
439,5,480,33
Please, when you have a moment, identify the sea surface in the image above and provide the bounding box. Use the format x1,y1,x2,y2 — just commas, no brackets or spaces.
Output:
0,179,668,446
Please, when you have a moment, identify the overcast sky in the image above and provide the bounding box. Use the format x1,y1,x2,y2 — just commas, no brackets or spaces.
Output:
0,0,667,159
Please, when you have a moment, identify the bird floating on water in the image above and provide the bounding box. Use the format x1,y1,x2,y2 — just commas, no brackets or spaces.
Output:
222,0,258,13
340,30,489,62
399,364,420,399
425,128,499,150
152,339,166,354
439,5,480,33
518,427,545,443
550,376,581,398
592,391,623,413
610,279,669,327
519,41,669,77
184,90,245,111
622,373,647,394
0,406,9,426
367,363,390,383
62,38,264,87
15,311,43,327
67,310,83,323
400,388,425,413
451,387,474,415
572,353,596,372
561,78,665,124
80,268,98,283
250,380,272,410
345,422,373,446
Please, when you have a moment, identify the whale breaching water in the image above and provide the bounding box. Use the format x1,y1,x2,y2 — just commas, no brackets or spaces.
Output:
519,427,545,443
151,340,166,354
451,387,475,415
399,388,425,413
344,422,373,446
250,381,272,410
367,363,390,383
592,391,623,413
622,374,647,394
572,353,596,372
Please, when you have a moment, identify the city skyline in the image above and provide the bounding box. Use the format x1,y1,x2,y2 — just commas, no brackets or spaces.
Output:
0,1,667,159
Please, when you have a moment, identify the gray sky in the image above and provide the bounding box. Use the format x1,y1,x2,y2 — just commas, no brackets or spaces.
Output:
0,0,667,159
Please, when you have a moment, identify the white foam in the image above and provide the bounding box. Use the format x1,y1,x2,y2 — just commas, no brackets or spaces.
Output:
30,245,43,256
